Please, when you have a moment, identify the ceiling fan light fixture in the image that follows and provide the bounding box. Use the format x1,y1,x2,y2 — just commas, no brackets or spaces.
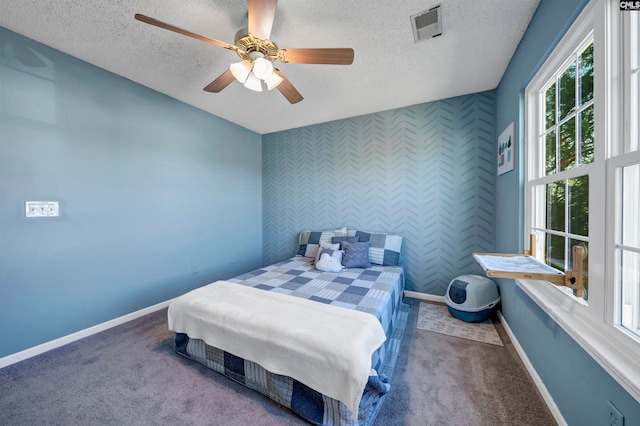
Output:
230,59,252,83
252,57,274,80
264,71,283,90
244,72,263,92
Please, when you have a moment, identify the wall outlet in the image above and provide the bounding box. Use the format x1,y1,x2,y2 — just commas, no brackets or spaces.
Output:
608,400,624,426
25,201,59,218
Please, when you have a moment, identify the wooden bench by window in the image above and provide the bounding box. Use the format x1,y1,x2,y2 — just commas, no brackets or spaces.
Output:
473,234,584,298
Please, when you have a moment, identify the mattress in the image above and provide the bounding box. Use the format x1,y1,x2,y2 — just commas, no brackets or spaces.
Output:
171,256,409,425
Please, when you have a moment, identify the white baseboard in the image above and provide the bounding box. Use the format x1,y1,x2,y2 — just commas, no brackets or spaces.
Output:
497,310,567,426
404,290,445,303
0,299,173,370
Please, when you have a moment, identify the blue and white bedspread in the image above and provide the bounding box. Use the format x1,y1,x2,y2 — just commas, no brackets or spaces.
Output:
173,256,409,426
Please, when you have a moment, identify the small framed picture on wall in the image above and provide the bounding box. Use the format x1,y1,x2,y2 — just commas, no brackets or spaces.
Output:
497,122,515,175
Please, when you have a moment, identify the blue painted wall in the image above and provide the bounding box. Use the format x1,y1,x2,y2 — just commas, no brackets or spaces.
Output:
495,0,640,423
0,27,263,358
263,92,496,294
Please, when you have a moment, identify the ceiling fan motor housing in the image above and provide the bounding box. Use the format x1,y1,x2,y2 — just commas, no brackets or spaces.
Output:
234,32,279,62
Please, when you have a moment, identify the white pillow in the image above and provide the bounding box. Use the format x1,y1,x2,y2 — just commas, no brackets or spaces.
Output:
316,252,343,273
314,242,340,264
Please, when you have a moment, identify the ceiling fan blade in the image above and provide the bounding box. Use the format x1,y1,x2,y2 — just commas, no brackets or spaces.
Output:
278,48,354,65
273,69,303,104
248,0,277,40
135,14,238,51
203,69,236,93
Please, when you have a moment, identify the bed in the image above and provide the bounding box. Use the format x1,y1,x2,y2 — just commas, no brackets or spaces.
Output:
167,228,409,425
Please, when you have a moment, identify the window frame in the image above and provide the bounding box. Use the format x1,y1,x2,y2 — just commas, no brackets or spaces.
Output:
609,8,640,338
523,0,640,402
609,150,640,336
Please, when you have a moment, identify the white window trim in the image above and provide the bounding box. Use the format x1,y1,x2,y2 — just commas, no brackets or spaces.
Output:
523,0,640,403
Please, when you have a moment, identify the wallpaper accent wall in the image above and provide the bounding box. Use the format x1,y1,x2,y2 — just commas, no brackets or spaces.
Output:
263,91,496,295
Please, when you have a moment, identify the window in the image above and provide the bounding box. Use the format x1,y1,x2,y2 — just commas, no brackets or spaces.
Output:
617,161,640,335
613,10,640,338
524,0,640,401
529,39,594,302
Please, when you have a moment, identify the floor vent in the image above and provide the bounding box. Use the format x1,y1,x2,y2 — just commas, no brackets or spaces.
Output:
411,5,442,43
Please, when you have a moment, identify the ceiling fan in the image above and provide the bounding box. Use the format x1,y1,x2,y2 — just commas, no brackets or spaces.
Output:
135,0,354,104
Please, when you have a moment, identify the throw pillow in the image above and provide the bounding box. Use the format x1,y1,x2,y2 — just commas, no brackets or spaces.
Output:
298,227,347,258
314,242,340,264
331,235,360,247
354,231,403,266
315,252,344,273
341,241,371,268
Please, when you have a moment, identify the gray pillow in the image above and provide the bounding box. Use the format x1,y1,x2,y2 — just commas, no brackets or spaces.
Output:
332,235,360,248
341,241,371,268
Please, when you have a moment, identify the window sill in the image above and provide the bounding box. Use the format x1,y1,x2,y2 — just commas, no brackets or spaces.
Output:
516,278,640,404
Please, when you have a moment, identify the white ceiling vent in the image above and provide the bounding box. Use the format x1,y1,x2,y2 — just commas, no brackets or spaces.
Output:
411,5,442,43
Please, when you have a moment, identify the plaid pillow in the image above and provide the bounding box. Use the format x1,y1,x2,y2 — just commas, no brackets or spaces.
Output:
298,227,346,258
354,231,403,266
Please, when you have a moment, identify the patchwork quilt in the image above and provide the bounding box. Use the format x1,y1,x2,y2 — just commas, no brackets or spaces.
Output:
174,256,409,426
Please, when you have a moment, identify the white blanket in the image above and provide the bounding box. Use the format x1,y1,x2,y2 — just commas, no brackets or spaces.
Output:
167,280,386,419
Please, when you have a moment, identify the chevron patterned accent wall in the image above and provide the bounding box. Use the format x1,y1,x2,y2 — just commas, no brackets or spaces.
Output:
263,91,496,295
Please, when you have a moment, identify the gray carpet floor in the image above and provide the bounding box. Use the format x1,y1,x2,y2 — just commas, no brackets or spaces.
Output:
0,298,556,425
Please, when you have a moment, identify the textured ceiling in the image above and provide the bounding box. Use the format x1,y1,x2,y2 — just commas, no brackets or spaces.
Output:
0,0,539,134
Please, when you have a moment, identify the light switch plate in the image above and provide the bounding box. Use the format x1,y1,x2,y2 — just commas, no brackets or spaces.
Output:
608,400,624,426
25,201,59,218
